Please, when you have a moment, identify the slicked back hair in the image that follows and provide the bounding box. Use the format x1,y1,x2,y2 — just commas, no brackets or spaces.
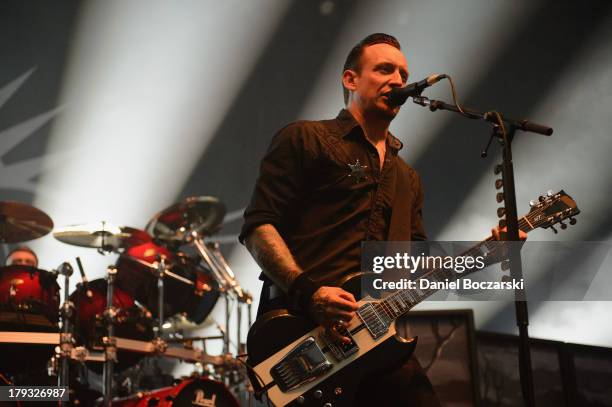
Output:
342,33,401,105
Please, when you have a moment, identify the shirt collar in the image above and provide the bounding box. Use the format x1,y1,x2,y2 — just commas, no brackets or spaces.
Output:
335,109,404,151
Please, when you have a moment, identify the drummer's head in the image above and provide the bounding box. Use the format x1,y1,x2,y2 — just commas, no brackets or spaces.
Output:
5,246,38,267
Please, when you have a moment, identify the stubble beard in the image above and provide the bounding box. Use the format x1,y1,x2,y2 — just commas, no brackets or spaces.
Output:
370,99,399,122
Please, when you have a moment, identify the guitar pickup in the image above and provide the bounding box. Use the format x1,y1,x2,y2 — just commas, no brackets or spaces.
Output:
270,336,332,392
357,302,389,339
320,324,359,361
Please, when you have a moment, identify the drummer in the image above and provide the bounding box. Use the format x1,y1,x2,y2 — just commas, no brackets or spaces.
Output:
4,246,38,267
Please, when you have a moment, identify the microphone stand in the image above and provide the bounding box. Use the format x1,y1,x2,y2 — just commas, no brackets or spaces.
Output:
411,95,553,407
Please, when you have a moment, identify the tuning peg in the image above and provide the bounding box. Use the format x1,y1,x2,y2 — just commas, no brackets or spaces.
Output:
560,221,567,230
550,225,558,234
547,190,554,197
539,195,546,202
497,207,506,218
529,200,537,207
494,164,502,175
496,193,504,203
501,260,510,271
569,217,577,225
495,179,503,189
499,219,507,229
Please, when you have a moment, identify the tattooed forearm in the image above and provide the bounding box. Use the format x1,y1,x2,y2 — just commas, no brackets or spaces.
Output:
245,224,303,292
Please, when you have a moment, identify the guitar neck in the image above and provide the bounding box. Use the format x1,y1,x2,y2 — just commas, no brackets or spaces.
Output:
372,215,535,322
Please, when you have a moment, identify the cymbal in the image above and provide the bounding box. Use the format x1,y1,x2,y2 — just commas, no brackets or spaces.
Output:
0,201,54,243
53,222,151,251
146,196,226,243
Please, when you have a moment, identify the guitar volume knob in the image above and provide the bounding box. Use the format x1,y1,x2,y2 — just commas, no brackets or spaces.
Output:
314,390,323,399
296,395,305,404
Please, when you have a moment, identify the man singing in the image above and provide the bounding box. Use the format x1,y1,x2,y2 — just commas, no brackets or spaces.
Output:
241,33,440,405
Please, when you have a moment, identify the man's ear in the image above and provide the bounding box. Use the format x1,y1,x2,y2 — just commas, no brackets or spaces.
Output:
342,69,358,92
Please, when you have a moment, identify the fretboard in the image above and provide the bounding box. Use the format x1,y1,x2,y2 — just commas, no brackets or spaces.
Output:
371,215,536,323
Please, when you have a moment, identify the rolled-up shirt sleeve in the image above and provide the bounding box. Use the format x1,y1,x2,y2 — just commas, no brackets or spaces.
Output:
239,123,306,244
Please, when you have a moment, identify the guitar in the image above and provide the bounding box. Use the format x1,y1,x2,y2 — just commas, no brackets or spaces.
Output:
246,190,580,407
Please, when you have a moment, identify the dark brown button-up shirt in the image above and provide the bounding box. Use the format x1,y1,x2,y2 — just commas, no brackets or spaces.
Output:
240,109,426,289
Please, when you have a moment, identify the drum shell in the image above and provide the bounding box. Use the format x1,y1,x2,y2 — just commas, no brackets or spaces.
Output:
0,266,59,375
116,242,219,324
69,279,153,372
0,265,60,323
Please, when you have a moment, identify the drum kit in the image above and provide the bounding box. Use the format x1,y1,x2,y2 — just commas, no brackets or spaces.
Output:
0,198,253,406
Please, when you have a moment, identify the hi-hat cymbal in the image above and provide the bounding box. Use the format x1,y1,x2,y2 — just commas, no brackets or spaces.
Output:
53,222,151,251
0,201,54,243
146,196,226,243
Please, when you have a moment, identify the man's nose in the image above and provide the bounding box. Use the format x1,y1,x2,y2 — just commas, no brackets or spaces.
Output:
389,70,404,87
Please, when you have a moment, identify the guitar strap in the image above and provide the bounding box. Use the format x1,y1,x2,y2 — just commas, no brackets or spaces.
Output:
387,161,413,241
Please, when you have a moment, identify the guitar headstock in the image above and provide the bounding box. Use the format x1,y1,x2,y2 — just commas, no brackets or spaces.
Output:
526,190,580,233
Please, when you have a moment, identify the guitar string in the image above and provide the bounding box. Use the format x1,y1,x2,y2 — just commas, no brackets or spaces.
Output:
367,204,573,322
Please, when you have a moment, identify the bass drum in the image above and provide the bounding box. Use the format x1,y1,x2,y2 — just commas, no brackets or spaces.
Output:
116,241,219,324
113,378,240,407
69,279,154,372
0,265,59,375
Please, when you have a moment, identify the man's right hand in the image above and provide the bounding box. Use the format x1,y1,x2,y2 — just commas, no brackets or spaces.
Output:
307,286,360,344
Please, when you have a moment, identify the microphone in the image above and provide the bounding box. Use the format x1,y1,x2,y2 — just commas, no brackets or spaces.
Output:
387,73,446,106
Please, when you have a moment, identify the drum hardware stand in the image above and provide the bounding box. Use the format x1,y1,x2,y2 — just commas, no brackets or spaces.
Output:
236,291,253,354
191,233,253,354
102,265,118,407
156,255,167,337
207,242,254,353
237,298,243,354
191,233,233,353
224,295,232,354
192,234,228,289
57,262,75,397
149,256,174,359
96,220,114,255
165,335,225,344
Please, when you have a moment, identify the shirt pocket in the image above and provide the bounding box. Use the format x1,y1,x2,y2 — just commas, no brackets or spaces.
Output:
310,137,371,195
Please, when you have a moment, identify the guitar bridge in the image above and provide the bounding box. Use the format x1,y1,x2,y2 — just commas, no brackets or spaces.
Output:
270,336,332,392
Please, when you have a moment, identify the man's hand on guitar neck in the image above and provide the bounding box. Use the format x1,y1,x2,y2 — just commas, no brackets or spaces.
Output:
308,286,360,345
492,226,528,241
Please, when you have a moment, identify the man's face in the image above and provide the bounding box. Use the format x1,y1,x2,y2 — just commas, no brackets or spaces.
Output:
346,43,409,119
7,250,38,267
